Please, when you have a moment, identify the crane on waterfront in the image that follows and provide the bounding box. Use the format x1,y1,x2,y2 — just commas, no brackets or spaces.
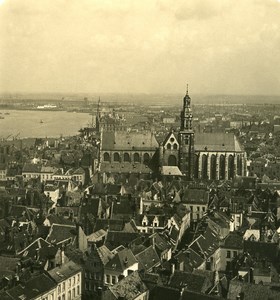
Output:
13,133,20,140
2,134,12,141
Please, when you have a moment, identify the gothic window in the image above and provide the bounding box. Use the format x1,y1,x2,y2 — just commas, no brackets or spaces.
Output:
143,153,150,164
237,155,243,176
103,152,110,162
228,155,234,180
194,154,199,179
210,154,217,180
167,143,172,150
201,154,208,179
168,155,177,166
124,153,130,162
219,155,226,180
134,153,140,163
173,144,178,150
184,136,189,145
113,152,121,162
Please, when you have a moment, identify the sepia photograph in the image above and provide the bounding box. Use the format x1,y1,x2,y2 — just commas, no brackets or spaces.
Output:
0,0,280,299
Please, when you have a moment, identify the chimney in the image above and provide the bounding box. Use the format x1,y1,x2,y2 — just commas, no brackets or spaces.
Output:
151,233,156,250
35,247,40,261
171,263,175,274
249,267,254,283
16,262,21,276
124,257,128,266
61,245,65,265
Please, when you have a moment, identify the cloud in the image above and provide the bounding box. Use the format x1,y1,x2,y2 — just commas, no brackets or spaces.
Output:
174,0,229,21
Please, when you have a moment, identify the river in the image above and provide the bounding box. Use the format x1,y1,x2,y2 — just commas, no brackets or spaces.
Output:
0,110,94,138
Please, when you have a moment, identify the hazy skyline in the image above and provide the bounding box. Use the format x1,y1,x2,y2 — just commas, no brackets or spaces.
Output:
1,0,280,96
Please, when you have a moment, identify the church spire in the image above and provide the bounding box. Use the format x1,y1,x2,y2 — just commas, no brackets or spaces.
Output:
96,97,101,132
97,97,101,118
181,84,193,130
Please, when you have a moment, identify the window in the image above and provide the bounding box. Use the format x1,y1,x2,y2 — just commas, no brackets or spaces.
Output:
124,153,130,162
190,206,193,211
113,152,121,162
68,279,71,287
167,143,171,150
58,284,61,294
143,153,150,164
62,294,65,300
77,285,80,295
73,288,75,298
202,207,205,212
226,251,231,258
68,291,71,300
104,152,110,162
77,274,80,282
112,276,116,284
106,275,110,284
197,206,200,211
133,153,140,163
73,276,76,285
173,144,178,150
233,251,237,258
62,282,65,292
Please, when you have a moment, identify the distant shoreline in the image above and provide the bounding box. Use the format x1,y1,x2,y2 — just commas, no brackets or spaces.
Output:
0,93,280,105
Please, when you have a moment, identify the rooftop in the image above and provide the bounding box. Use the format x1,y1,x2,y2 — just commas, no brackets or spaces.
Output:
48,260,82,283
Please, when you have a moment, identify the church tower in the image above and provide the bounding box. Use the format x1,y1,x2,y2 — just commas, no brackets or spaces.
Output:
96,97,101,133
178,85,195,179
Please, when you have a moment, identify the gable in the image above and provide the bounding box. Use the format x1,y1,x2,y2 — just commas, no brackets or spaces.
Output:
163,132,179,150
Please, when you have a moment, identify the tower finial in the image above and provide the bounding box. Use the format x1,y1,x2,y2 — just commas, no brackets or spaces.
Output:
186,83,189,95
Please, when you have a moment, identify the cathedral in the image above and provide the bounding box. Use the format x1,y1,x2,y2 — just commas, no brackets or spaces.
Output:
98,90,247,181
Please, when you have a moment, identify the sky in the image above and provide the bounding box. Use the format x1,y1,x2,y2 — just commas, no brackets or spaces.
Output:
1,0,280,95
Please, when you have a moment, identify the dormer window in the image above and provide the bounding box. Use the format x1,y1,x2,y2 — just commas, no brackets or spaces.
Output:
142,216,148,226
